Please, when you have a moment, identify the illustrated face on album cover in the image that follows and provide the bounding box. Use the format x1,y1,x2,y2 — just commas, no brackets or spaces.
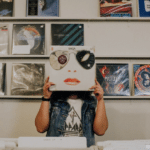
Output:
49,46,95,91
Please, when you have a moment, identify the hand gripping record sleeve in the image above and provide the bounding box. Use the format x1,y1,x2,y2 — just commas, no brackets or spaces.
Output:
27,0,59,17
134,64,150,95
138,0,150,17
51,24,84,46
12,24,45,55
11,63,45,95
96,64,130,96
49,46,95,91
0,0,13,17
100,0,132,17
0,63,6,95
0,24,8,55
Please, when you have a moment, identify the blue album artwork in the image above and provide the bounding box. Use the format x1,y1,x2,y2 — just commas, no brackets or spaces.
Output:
0,0,13,17
134,64,150,95
51,24,84,46
138,0,150,17
96,64,130,96
27,0,59,17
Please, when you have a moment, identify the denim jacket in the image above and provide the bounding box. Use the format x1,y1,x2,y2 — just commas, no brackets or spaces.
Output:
46,96,97,147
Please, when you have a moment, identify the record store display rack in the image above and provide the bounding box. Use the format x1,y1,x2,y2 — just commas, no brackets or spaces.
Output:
0,0,150,100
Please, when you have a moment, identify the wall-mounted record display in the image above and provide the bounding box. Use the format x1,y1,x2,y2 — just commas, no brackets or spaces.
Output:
11,63,45,95
96,63,130,96
133,64,150,95
0,63,6,95
27,0,59,17
51,24,84,46
0,0,13,17
0,24,8,55
12,24,45,55
138,0,150,17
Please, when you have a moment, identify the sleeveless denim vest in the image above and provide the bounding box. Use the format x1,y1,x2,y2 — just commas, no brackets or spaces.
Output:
46,96,97,147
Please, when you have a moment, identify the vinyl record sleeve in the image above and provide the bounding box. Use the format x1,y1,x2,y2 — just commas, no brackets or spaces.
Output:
27,0,59,17
96,64,130,96
51,24,84,46
100,0,132,17
0,0,13,17
0,24,8,55
49,46,95,91
12,24,45,55
138,0,150,17
133,64,150,96
11,63,45,95
0,63,6,95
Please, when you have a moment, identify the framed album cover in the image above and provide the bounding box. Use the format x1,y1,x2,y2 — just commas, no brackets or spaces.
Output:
51,24,84,46
0,24,8,55
12,24,45,55
11,63,45,95
96,63,130,96
133,64,150,96
138,0,150,17
100,0,132,17
0,0,13,17
49,46,95,91
27,0,59,17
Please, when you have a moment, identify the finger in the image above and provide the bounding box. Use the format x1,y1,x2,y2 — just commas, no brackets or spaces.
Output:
50,82,55,85
90,85,96,89
95,78,100,85
45,76,49,83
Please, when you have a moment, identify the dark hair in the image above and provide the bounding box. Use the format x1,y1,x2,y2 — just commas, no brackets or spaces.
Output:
50,91,93,100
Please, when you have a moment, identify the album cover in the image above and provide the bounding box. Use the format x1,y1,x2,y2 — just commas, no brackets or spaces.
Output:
12,24,45,55
0,0,13,17
0,24,8,55
27,0,59,17
49,46,95,91
0,63,6,95
51,24,84,46
11,63,45,95
133,64,150,96
138,0,150,17
100,0,132,17
96,64,130,96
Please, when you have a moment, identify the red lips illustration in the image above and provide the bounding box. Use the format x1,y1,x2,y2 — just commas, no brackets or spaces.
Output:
64,78,80,85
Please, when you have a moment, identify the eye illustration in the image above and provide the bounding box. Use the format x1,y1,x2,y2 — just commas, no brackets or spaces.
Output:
58,55,67,64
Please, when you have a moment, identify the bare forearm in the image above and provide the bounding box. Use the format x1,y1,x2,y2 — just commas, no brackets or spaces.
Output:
35,101,50,133
93,99,108,135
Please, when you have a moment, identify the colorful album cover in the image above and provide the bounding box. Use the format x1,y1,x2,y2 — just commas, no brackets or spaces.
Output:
11,63,45,95
27,0,59,17
0,63,6,95
138,0,150,17
49,46,95,91
51,24,84,46
0,24,8,55
12,24,45,55
133,64,150,95
0,0,13,17
96,64,130,96
100,0,132,17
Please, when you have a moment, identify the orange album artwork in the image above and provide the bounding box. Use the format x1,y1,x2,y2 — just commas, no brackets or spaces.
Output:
49,46,95,91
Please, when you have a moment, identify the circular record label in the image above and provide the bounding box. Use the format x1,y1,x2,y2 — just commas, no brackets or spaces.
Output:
134,65,150,93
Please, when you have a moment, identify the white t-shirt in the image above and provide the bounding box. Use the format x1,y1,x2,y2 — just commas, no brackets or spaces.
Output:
63,98,83,137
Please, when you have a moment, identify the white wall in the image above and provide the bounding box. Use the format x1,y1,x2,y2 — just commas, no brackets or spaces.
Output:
1,0,150,145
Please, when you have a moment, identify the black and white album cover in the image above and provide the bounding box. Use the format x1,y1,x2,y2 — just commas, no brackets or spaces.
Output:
96,64,130,96
11,63,45,95
0,0,13,17
0,63,6,95
12,24,45,55
0,24,8,55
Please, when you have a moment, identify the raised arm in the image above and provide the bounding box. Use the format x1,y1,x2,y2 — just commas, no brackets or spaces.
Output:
35,76,55,133
90,79,108,135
